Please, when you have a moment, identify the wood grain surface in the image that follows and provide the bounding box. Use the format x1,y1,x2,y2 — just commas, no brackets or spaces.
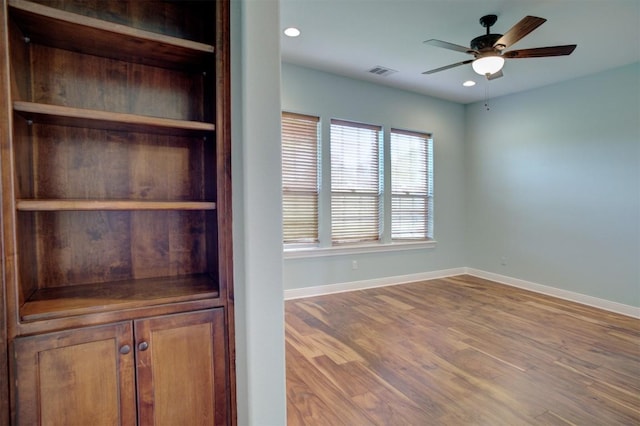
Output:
286,275,640,425
135,309,228,426
13,321,136,425
9,0,214,69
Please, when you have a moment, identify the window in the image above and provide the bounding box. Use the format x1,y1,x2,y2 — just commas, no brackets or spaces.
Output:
281,112,319,244
330,120,382,244
281,112,434,252
390,129,433,240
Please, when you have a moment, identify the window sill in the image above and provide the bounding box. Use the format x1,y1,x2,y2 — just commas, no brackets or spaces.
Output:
283,240,437,259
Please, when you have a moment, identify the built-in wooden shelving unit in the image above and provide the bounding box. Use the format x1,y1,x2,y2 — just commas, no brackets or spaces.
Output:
0,0,235,422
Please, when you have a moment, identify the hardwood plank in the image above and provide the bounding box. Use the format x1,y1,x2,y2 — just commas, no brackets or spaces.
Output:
286,341,376,425
312,356,432,423
286,275,640,425
534,410,576,425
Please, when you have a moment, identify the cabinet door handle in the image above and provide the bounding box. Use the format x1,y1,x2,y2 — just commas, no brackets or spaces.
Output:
138,341,149,351
119,345,131,355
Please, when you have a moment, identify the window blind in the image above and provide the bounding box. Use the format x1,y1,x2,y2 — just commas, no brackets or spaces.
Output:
282,112,319,244
390,129,433,240
330,119,381,244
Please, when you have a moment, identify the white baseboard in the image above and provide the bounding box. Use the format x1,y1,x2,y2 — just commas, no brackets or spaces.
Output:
465,268,640,319
283,267,466,300
284,267,640,319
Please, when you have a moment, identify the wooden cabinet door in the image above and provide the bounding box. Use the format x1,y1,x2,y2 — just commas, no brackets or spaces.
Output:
135,309,228,426
12,322,136,426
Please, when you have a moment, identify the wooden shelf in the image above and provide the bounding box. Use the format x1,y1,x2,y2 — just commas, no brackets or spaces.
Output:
14,102,215,136
8,0,214,70
20,274,219,322
16,199,216,211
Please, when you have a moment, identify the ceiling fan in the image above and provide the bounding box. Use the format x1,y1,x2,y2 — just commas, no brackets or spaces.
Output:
422,14,577,80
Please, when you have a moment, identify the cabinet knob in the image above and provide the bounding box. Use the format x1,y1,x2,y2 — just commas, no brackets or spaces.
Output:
138,341,149,351
119,345,131,355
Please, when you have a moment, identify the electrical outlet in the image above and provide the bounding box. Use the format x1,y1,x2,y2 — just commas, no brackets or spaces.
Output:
351,260,358,270
500,256,507,266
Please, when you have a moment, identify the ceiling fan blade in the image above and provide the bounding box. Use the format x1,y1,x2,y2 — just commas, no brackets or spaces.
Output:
493,16,546,49
503,45,577,58
424,39,476,55
422,59,474,75
487,70,503,80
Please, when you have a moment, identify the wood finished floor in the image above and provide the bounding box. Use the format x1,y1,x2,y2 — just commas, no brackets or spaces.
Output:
285,275,640,425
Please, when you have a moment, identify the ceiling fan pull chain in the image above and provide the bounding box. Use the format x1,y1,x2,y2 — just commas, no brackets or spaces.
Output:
484,82,491,111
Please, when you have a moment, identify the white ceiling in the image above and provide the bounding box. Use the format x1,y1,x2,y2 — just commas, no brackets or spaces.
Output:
280,0,640,104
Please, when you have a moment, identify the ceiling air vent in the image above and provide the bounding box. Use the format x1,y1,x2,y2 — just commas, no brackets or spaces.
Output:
367,66,397,77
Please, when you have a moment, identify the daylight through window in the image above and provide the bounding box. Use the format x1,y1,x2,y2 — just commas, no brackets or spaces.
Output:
282,112,433,251
330,119,382,244
281,112,319,244
391,129,433,240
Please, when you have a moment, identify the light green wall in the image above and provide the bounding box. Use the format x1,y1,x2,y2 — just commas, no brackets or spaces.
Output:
465,63,640,306
281,63,467,289
281,62,640,307
232,0,286,424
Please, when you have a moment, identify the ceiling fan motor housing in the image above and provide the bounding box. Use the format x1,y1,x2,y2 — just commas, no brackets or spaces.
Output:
471,15,505,53
470,33,503,52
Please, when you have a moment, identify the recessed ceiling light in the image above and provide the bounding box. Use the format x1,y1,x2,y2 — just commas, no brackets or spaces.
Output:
463,80,476,87
284,27,301,37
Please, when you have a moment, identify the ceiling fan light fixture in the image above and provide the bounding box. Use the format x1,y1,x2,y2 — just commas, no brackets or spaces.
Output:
472,55,505,76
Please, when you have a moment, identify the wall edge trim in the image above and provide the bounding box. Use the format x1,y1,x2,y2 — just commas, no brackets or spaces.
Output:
283,268,466,300
284,267,640,319
465,268,640,319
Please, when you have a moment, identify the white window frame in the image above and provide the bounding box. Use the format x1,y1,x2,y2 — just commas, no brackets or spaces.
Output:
330,119,382,245
390,128,434,241
281,112,320,247
282,114,436,257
